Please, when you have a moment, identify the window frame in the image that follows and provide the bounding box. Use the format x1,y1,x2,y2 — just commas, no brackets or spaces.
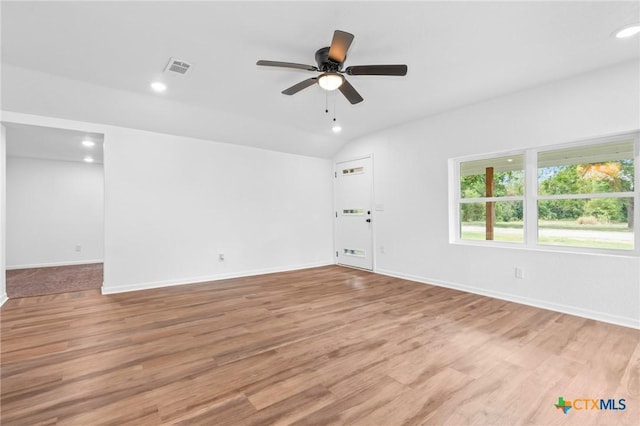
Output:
451,132,640,256
456,151,527,246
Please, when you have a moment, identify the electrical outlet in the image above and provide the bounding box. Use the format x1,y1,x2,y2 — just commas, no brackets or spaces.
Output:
380,246,385,254
515,267,524,279
219,253,225,261
75,244,81,252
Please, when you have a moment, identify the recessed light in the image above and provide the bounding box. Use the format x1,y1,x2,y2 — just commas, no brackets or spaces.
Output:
332,125,342,133
150,81,167,92
507,158,513,163
615,24,640,38
82,140,95,147
83,156,94,163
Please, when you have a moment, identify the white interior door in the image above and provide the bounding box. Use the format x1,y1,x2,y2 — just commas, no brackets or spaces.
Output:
335,157,373,270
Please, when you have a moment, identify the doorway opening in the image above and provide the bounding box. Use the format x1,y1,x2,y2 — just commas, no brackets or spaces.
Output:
3,123,105,298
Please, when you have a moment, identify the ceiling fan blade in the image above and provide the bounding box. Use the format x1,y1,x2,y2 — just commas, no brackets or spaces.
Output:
257,60,318,72
345,65,408,76
328,30,354,64
282,78,318,95
338,79,363,104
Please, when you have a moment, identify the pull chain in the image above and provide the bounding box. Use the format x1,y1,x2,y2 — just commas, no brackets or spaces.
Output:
333,95,337,122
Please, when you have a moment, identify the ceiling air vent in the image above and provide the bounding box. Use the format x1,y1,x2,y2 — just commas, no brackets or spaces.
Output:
164,58,192,75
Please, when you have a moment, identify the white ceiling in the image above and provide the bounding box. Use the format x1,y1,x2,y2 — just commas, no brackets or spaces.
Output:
5,123,104,164
1,1,639,158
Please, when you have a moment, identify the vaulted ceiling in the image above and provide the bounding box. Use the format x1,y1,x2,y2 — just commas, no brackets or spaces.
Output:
2,1,639,158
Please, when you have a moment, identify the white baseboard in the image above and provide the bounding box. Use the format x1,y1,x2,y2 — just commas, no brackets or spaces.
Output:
375,268,640,330
6,259,103,270
102,261,333,295
0,292,8,308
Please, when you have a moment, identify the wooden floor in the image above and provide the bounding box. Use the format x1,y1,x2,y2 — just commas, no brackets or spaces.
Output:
1,266,638,425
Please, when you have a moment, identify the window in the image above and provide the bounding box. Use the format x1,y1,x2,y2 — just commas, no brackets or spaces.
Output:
459,154,525,243
537,140,635,250
453,134,638,253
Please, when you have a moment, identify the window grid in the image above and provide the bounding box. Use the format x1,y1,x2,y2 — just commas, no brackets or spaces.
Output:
452,133,639,255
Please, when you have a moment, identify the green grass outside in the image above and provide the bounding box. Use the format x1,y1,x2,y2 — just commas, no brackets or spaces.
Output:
461,220,634,250
537,236,633,250
461,231,632,250
463,220,632,232
461,230,523,243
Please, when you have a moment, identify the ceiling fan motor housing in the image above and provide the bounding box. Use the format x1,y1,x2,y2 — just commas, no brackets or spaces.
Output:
315,47,342,72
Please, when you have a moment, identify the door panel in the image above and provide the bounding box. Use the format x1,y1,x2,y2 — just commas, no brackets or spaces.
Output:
335,157,373,270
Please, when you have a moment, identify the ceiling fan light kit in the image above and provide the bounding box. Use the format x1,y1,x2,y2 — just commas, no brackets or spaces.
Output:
318,73,344,91
257,30,408,105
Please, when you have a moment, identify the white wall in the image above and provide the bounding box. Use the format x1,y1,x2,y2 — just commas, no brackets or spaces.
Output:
1,64,342,158
335,60,640,328
6,157,104,268
0,125,7,306
102,126,334,292
1,112,334,293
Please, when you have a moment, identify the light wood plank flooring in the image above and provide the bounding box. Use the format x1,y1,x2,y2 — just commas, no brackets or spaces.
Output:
1,265,638,425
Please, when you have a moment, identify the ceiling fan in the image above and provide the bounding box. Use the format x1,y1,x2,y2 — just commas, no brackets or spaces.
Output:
257,30,408,105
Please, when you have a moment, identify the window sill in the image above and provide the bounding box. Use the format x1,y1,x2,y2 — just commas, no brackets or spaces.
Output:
450,239,639,258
